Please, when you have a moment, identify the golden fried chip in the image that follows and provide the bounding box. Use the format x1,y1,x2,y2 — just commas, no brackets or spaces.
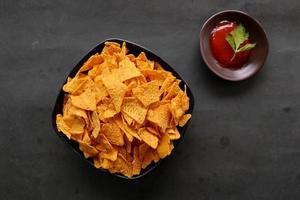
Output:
166,127,180,140
122,97,147,124
78,54,104,73
178,114,192,127
102,122,124,146
132,80,161,107
114,116,140,141
112,57,141,82
147,103,171,131
132,147,142,175
163,80,181,100
156,133,171,159
122,112,133,126
78,141,98,155
138,128,159,149
56,114,72,139
101,73,127,112
170,91,190,121
99,148,118,161
91,111,100,138
70,88,96,111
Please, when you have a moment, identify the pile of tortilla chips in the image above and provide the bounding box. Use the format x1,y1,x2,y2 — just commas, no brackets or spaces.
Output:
56,42,192,177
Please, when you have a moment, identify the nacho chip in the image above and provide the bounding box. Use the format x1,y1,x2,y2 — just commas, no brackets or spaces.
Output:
132,147,142,175
78,54,103,73
170,91,190,121
99,148,118,161
78,141,98,155
102,122,124,146
122,97,147,124
178,114,192,127
70,88,96,111
132,80,161,107
138,128,159,149
156,133,171,159
147,103,171,131
166,127,180,140
112,57,141,82
114,115,140,141
91,111,100,138
101,73,127,112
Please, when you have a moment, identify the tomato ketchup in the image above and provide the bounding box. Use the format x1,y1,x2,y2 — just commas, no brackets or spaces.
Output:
210,20,252,69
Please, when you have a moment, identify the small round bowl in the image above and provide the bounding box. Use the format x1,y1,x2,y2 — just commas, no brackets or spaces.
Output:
200,10,269,81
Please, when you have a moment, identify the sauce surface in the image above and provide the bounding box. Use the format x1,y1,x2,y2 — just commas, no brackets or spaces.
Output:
210,20,251,69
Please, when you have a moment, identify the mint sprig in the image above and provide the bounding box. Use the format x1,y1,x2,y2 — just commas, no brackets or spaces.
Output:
225,24,256,61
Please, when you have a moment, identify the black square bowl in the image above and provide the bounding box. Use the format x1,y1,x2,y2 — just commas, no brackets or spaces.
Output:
51,38,195,179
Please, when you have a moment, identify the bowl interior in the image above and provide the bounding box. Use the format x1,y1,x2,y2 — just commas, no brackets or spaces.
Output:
51,38,194,179
200,10,268,81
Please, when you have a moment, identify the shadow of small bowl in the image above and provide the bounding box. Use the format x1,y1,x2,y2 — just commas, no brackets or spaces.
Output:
200,10,269,81
51,38,194,179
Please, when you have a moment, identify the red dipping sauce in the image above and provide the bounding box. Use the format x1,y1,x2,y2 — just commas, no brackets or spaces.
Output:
210,20,252,69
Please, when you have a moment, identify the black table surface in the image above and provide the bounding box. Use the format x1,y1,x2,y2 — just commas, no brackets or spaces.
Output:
1,0,300,199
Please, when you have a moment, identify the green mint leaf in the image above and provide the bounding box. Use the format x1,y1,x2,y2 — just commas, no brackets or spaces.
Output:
230,24,248,51
237,43,256,52
225,35,235,51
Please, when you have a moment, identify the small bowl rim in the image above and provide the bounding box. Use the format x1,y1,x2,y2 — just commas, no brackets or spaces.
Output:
200,10,269,81
51,38,195,180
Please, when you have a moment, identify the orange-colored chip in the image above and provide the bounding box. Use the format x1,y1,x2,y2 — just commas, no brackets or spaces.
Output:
91,111,100,138
132,80,161,107
166,127,180,140
70,88,96,111
102,122,124,146
101,73,127,112
112,57,141,82
122,97,148,124
178,114,192,127
138,128,159,149
156,133,171,159
147,103,171,131
78,54,104,73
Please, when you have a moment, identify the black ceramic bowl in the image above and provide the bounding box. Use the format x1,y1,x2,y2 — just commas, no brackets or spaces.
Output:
200,10,269,81
51,38,194,179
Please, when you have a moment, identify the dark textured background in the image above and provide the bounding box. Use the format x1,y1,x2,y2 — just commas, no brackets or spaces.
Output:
1,0,300,199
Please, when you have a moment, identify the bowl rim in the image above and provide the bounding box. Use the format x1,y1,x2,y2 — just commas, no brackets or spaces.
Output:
51,38,195,180
199,10,269,81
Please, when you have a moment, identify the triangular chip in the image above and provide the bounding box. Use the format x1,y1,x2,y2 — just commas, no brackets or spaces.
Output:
138,128,159,149
70,88,96,111
101,73,127,112
122,97,147,124
132,80,162,107
102,122,124,146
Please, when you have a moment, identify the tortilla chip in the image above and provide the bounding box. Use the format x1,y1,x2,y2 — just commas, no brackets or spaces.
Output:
122,97,148,124
112,57,141,82
132,80,161,107
147,103,171,131
178,114,191,127
70,89,96,111
102,122,124,146
156,133,171,159
132,147,142,175
101,73,127,112
91,111,100,138
166,128,180,140
78,54,104,73
138,128,159,149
